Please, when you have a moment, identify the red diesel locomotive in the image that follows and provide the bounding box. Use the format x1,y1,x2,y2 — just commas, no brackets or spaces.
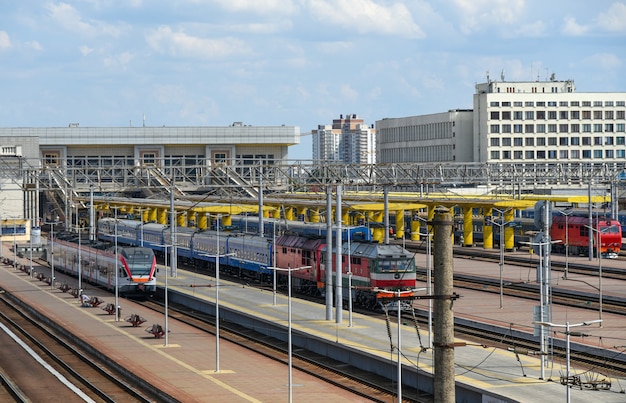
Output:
551,215,622,258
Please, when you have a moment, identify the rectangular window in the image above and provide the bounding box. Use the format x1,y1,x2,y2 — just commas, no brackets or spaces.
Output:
514,124,523,133
594,136,602,145
525,150,535,159
571,137,580,145
605,136,614,145
536,101,546,107
594,111,603,119
502,101,511,107
605,124,614,132
571,150,580,158
582,137,591,145
594,124,603,132
583,150,591,158
490,124,500,133
548,101,557,107
594,150,603,158
525,101,534,107
582,110,591,119
514,150,523,159
559,124,569,132
618,150,625,158
537,150,546,158
560,101,569,107
548,137,557,145
617,136,625,145
571,123,580,132
571,110,580,119
502,150,511,159
583,124,592,132
536,124,546,133
525,111,534,120
605,110,614,119
525,138,534,146
490,101,500,107
571,101,580,106
525,124,534,133
502,111,511,120
582,101,591,106
490,150,500,159
502,138,511,146
605,101,614,107
606,149,614,158
617,124,625,132
502,124,511,133
548,150,557,158
617,101,625,107
560,111,569,119
536,110,546,119
537,137,546,146
514,101,522,107
490,111,500,119
559,137,568,146
548,111,557,119
594,101,603,107
548,124,557,132
490,137,500,146
514,137,523,146
514,111,523,120
559,150,569,158
617,110,625,119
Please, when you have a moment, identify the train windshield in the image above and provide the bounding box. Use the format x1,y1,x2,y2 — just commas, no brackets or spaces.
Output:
604,224,621,234
377,258,415,273
123,248,155,276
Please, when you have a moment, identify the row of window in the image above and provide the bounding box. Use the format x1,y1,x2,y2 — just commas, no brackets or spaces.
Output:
490,110,626,120
490,149,625,160
490,100,625,107
490,136,626,147
490,123,626,134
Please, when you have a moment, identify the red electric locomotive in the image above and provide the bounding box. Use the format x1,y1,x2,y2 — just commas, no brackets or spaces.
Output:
551,215,622,258
274,234,417,310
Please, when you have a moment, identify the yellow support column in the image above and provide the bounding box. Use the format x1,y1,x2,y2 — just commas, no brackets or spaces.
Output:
222,215,232,228
297,207,307,222
198,213,208,230
148,208,157,223
284,206,294,221
157,208,167,224
504,209,515,251
342,210,349,226
177,211,186,227
372,211,384,243
463,208,473,247
309,208,320,223
395,210,405,240
483,208,493,249
410,210,421,241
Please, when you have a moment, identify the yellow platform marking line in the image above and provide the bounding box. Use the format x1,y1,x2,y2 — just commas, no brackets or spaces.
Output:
36,282,262,402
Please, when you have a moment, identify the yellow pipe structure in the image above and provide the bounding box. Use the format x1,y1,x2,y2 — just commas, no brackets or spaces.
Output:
463,208,473,247
157,208,167,224
372,211,384,243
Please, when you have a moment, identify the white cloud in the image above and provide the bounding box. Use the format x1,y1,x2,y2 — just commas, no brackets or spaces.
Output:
104,51,134,68
212,0,297,15
513,20,546,38
146,26,251,59
46,2,124,37
25,41,43,51
561,16,589,36
454,0,525,34
316,41,354,54
595,2,626,32
340,84,358,100
589,53,622,70
79,45,94,56
308,0,424,38
0,31,12,50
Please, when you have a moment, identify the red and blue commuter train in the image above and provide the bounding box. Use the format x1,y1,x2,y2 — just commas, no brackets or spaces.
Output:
46,232,157,296
98,216,417,310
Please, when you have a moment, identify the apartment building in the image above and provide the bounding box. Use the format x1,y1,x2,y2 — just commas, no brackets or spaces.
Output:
312,114,376,164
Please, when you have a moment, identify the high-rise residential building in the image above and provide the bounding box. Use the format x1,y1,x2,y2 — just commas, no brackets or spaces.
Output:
312,114,376,163
376,78,626,164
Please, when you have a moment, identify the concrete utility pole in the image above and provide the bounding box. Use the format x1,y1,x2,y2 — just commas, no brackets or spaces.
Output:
433,207,455,403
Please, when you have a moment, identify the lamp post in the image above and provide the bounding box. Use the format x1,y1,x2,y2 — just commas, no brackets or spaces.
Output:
272,264,311,403
347,228,352,327
534,319,602,403
557,209,574,279
13,219,17,271
491,208,514,309
44,217,59,290
414,212,433,349
114,208,120,322
585,225,607,326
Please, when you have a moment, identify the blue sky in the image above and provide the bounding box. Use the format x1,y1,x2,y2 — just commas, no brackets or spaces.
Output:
1,1,625,160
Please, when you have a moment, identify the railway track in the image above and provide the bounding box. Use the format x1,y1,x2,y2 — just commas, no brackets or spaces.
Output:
136,299,430,403
0,288,168,403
